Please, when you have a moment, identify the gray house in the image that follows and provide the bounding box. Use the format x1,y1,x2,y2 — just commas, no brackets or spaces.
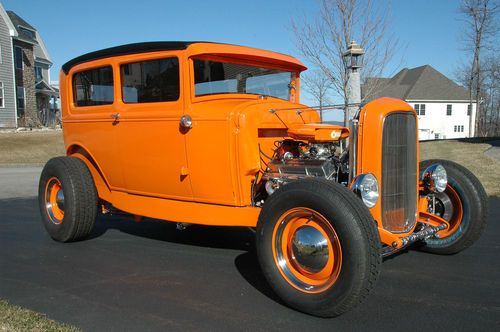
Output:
0,3,16,128
0,3,58,128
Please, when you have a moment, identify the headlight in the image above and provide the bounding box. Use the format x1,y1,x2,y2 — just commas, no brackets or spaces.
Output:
351,173,379,208
421,164,447,193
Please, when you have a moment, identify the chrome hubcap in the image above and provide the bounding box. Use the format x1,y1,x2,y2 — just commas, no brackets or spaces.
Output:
291,226,329,273
55,190,65,211
273,208,342,293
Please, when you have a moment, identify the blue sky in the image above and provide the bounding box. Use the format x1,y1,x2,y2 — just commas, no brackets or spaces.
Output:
3,0,472,108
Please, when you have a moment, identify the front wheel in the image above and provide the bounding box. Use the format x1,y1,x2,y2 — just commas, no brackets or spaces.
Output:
420,159,488,254
256,178,381,317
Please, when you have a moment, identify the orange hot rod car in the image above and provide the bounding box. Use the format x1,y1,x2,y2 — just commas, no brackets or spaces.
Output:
38,42,488,317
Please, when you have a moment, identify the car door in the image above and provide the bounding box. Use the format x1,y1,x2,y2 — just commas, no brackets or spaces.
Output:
113,54,192,200
182,58,238,205
67,64,126,190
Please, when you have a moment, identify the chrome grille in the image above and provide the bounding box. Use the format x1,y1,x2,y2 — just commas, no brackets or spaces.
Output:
382,113,417,233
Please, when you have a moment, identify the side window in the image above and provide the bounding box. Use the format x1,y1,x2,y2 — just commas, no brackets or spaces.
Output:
120,57,179,103
72,66,114,107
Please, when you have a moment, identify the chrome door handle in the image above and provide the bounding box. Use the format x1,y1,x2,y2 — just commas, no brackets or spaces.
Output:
111,112,120,121
180,114,193,129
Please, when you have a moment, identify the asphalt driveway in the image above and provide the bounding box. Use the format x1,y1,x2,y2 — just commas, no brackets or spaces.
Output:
0,167,499,331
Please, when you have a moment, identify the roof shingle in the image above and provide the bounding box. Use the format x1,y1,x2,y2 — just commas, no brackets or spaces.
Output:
363,65,469,101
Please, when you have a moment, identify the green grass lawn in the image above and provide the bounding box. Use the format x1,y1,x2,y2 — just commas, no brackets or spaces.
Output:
0,130,65,165
0,299,79,332
420,140,500,196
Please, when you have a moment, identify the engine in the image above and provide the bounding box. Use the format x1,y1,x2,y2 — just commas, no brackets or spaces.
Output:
261,140,350,198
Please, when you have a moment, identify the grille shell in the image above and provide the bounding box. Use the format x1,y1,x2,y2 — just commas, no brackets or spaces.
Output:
381,113,417,233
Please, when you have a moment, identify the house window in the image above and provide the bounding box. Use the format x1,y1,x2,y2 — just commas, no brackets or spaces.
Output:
0,82,4,108
414,104,425,115
16,86,25,110
446,104,452,116
435,133,439,139
467,104,472,116
454,125,457,132
35,66,43,82
455,125,464,132
73,66,114,107
14,47,23,70
461,125,464,132
120,57,179,103
19,27,35,39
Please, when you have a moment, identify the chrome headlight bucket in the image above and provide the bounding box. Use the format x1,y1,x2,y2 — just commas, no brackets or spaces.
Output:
351,173,379,208
421,163,447,193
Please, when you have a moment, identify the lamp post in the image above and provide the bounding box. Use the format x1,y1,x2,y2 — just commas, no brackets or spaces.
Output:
343,41,365,125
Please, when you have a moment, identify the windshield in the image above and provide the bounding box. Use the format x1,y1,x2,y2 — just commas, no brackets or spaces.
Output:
193,59,293,100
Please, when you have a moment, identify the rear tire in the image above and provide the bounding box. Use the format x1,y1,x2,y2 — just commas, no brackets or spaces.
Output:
419,159,488,254
38,156,98,242
256,178,381,317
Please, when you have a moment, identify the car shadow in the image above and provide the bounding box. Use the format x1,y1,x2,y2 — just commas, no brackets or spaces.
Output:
90,212,255,251
91,212,284,304
234,251,284,305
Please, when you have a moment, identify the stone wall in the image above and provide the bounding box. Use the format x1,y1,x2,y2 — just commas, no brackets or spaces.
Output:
14,40,39,127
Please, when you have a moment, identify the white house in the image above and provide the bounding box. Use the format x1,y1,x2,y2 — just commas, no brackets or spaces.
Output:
363,65,476,140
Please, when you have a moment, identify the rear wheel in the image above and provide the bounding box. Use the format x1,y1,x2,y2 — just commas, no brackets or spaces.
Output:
38,156,97,242
256,178,381,317
420,159,488,254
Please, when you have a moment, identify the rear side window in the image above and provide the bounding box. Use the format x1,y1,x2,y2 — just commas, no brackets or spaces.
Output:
120,58,179,103
73,66,114,107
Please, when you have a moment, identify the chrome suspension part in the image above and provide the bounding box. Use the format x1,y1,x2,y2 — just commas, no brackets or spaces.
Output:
382,222,448,257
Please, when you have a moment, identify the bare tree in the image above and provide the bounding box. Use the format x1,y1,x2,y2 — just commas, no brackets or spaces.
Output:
301,70,333,121
292,0,398,113
455,54,500,137
460,0,499,137
482,54,500,136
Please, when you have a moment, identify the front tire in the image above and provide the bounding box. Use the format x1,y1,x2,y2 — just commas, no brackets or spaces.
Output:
256,178,381,317
420,159,488,254
38,156,98,242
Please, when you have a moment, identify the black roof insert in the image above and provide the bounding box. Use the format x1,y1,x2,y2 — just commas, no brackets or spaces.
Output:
61,41,203,74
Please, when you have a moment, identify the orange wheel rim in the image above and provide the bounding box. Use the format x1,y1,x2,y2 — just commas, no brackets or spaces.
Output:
45,177,65,224
436,184,464,238
272,208,342,293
